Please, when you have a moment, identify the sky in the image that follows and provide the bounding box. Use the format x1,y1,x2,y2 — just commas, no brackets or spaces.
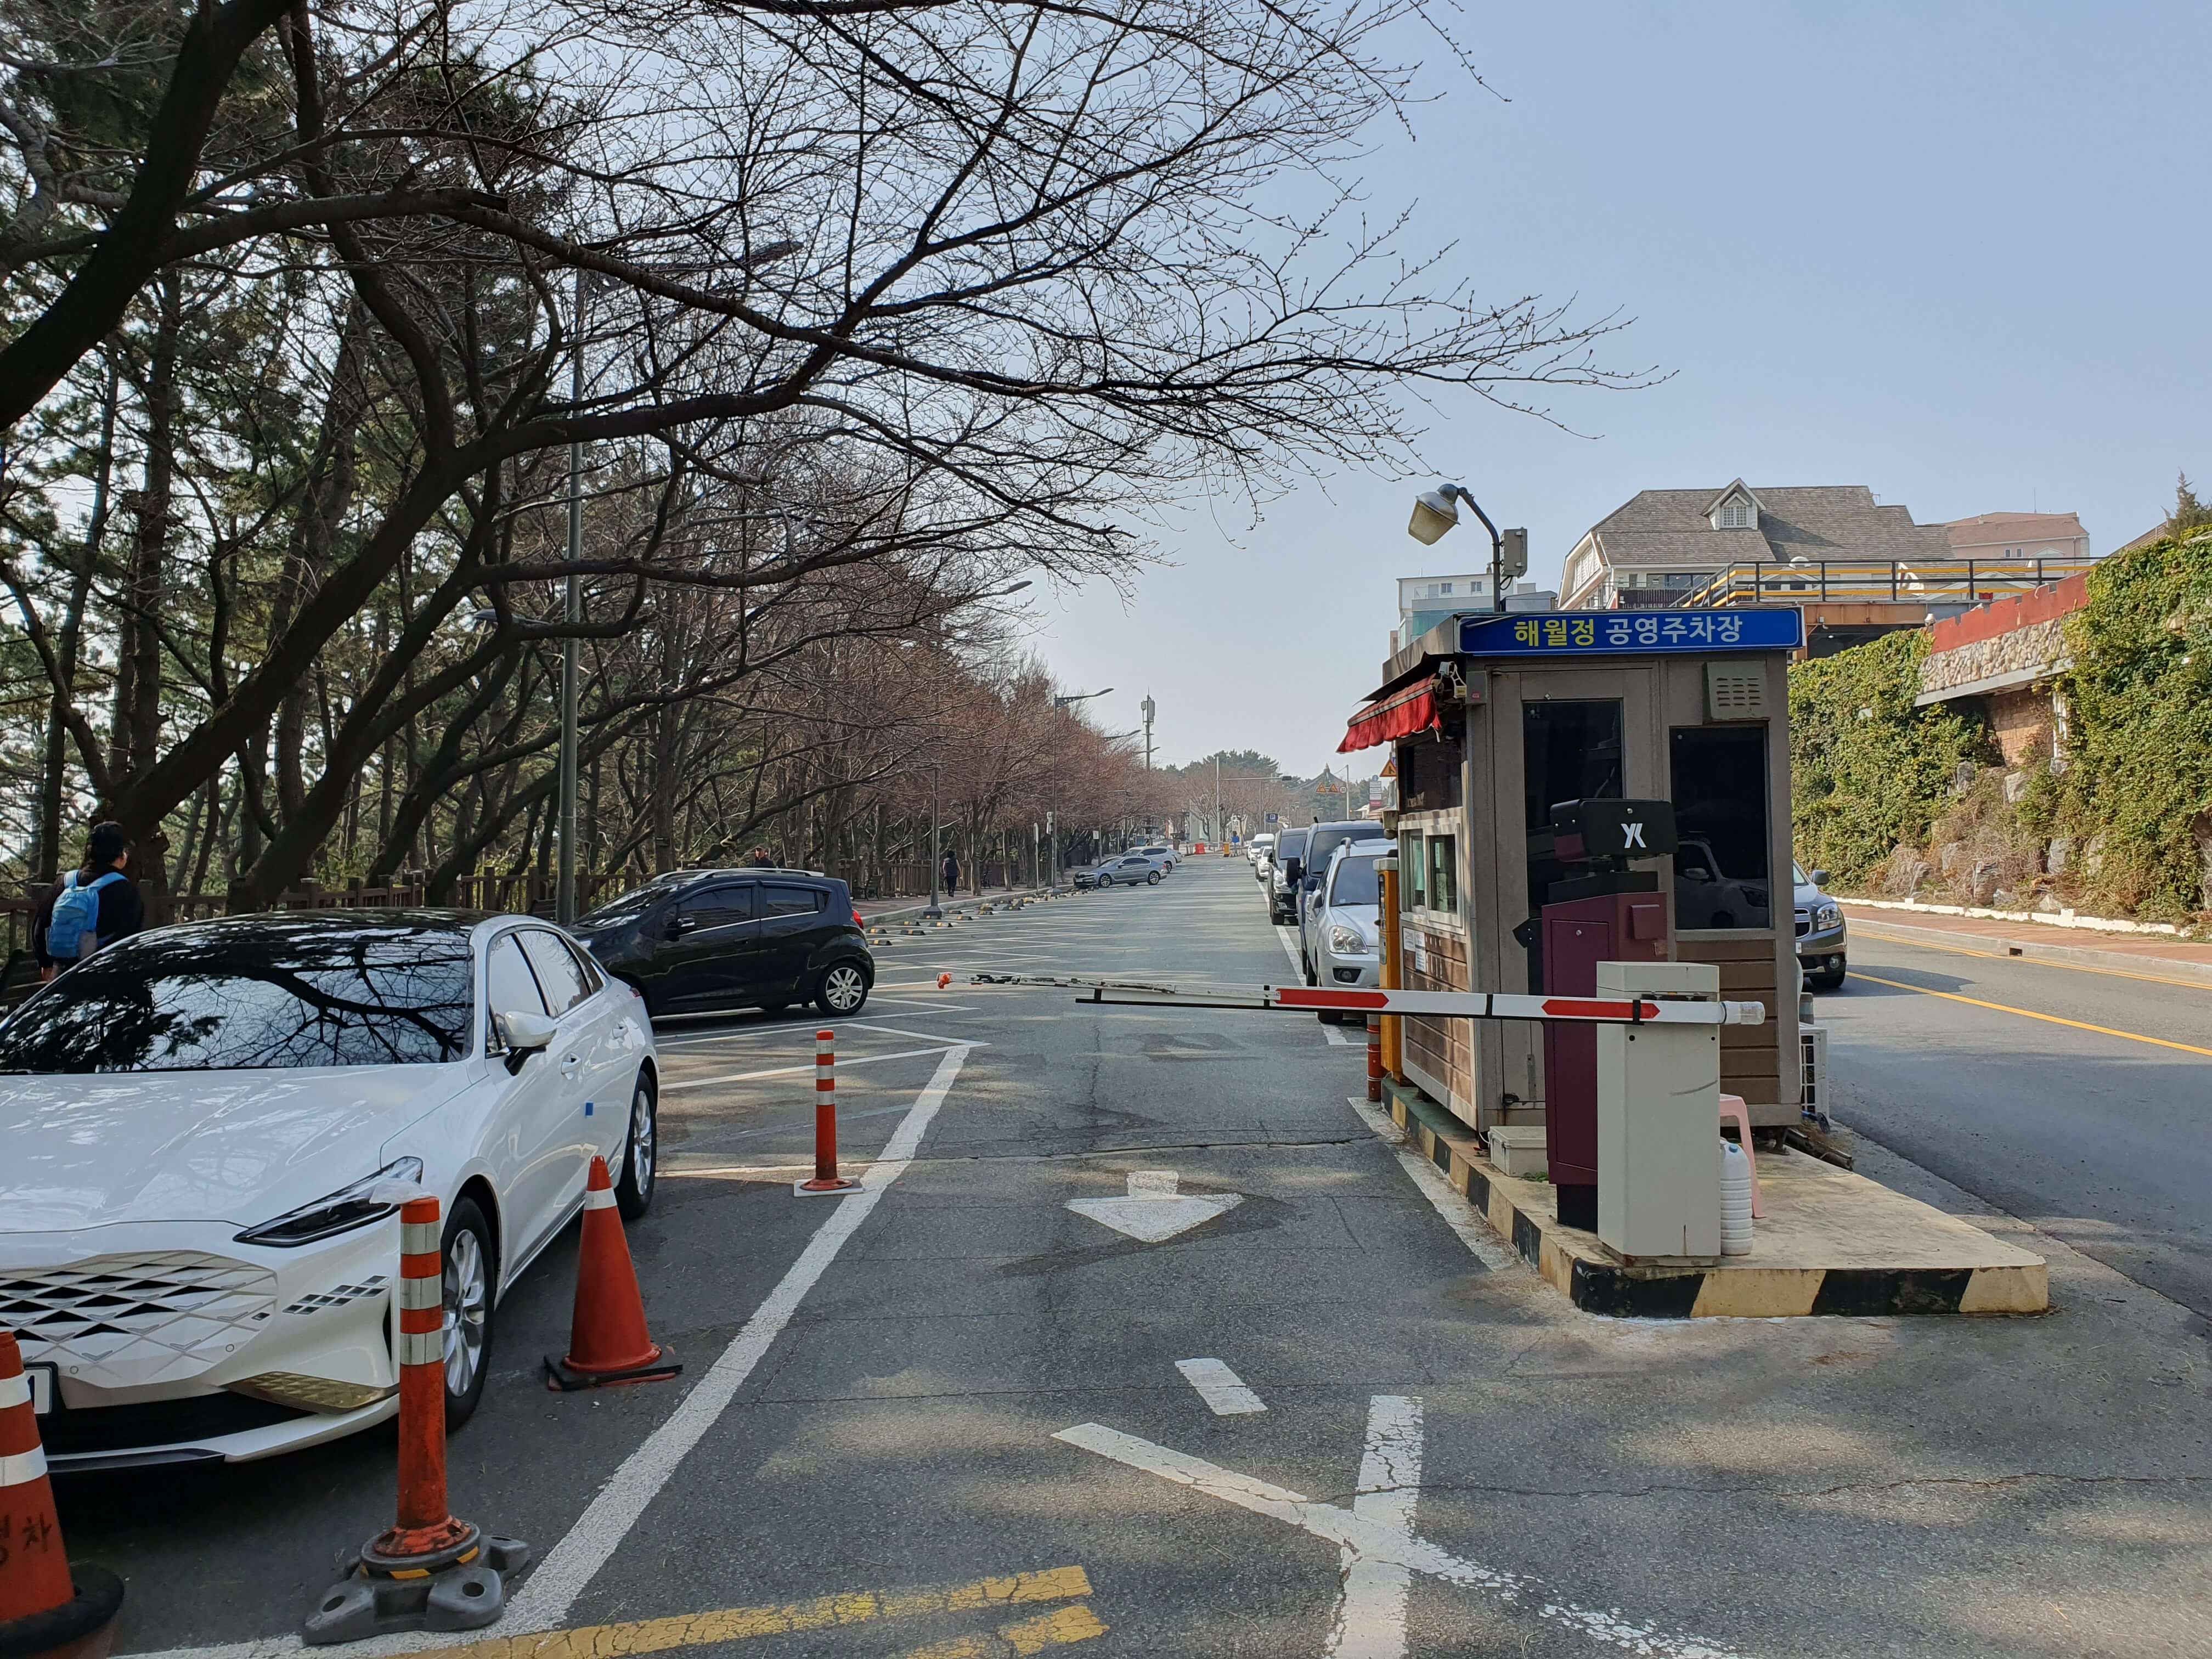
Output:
1026,1,2212,782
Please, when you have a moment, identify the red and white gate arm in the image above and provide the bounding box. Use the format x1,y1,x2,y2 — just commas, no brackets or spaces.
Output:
952,972,1765,1026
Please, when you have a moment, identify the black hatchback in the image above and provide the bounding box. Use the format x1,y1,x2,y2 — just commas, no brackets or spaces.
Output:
569,868,873,1020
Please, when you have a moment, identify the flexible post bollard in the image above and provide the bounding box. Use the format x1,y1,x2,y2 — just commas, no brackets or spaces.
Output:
1366,1013,1383,1102
797,1028,861,1195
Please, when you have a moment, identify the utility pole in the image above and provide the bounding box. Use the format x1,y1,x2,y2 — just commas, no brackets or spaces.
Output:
927,762,943,917
1141,695,1155,771
557,266,585,924
1213,754,1221,847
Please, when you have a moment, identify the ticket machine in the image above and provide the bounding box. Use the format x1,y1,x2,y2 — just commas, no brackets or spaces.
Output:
1346,604,1804,1174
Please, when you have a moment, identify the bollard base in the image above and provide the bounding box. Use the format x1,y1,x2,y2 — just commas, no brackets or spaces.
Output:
793,1177,864,1198
302,1537,528,1645
544,1348,681,1391
0,1563,124,1659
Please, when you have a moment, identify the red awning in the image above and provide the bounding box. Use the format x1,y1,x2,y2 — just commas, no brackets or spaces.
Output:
1338,678,1441,753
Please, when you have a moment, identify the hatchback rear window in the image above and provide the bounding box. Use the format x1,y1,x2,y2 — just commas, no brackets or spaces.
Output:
0,919,475,1071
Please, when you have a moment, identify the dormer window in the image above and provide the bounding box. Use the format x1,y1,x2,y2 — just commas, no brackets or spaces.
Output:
1716,496,1753,530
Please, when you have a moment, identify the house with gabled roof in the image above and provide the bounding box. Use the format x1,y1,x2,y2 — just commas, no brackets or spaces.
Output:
1559,481,1954,611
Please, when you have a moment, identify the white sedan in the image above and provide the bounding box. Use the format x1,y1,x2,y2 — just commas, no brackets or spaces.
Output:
0,909,659,1470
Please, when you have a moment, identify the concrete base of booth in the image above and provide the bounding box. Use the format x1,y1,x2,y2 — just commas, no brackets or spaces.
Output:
1376,1078,2047,1318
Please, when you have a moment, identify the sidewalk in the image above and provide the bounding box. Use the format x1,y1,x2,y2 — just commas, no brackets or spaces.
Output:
1841,901,2212,985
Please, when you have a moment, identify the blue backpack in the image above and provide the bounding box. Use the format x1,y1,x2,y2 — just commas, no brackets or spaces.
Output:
48,870,125,960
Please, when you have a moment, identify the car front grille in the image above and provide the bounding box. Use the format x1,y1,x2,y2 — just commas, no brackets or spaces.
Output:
0,1252,280,1389
1794,909,1811,937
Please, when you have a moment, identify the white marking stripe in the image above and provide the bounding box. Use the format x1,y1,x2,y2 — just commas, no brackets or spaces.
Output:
506,1045,974,1635
584,1189,617,1210
398,1331,442,1367
1054,1423,1748,1658
0,1373,30,1409
665,1042,985,1090
401,1221,439,1253
1,1444,48,1486
1175,1358,1266,1416
396,1277,441,1311
1348,1097,1518,1272
1327,1396,1422,1659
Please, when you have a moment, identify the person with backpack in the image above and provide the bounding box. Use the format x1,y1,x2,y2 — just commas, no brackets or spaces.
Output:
940,846,960,899
36,821,143,979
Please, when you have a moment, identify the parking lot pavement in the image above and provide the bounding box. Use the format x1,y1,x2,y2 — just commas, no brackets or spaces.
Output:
64,860,2212,1657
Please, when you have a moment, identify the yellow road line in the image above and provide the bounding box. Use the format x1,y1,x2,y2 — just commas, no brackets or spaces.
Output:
1854,923,2212,994
896,1602,1110,1657
1853,972,2212,1058
403,1566,1092,1659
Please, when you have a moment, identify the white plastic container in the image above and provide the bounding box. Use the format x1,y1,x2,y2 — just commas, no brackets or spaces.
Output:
1719,1141,1755,1256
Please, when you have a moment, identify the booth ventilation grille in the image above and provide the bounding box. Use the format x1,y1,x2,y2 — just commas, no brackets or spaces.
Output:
1706,665,1767,720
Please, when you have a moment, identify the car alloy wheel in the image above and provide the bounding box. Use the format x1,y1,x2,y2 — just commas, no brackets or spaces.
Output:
616,1072,657,1220
1147,871,1161,885
441,1198,495,1427
819,962,869,1015
1097,874,1113,887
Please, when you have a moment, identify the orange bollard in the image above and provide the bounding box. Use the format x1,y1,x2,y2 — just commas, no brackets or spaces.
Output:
547,1159,682,1389
798,1030,862,1195
0,1329,123,1659
303,1197,528,1641
1366,1013,1383,1102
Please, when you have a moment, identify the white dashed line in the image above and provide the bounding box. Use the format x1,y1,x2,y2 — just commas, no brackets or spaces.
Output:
1175,1357,1267,1415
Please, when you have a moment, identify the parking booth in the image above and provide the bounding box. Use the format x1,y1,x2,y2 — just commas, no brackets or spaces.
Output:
1341,606,1807,1166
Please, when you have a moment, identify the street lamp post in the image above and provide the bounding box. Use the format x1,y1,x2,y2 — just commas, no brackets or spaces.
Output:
926,762,943,918
1407,483,1527,617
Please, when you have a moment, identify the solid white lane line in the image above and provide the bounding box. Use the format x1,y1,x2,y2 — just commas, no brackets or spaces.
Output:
510,1045,974,1632
1053,1423,1746,1659
1326,1396,1421,1659
844,1019,986,1046
1323,1023,1356,1047
1175,1358,1267,1416
664,1043,984,1090
136,1051,973,1659
1273,924,1304,976
1347,1097,1519,1273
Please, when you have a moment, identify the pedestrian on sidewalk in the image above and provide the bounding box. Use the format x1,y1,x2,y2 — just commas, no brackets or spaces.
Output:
940,846,961,899
35,821,143,980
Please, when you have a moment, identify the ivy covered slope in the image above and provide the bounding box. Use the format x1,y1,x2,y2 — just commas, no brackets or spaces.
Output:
1788,630,1989,885
2056,529,2212,919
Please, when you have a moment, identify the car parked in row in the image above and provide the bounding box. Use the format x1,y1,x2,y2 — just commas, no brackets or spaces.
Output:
1266,827,1311,924
1301,836,1391,1008
0,909,659,1470
1291,820,1378,934
1246,833,1274,877
571,866,873,1019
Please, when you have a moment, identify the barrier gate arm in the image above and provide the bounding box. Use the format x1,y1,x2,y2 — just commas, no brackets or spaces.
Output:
953,971,1765,1028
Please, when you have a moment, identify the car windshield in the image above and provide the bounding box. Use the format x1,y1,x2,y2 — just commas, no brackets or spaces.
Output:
1793,862,1810,885
580,877,680,928
1329,855,1383,906
1277,831,1310,859
0,918,476,1071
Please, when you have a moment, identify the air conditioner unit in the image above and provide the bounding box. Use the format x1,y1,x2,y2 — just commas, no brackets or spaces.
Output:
1799,1024,1830,1128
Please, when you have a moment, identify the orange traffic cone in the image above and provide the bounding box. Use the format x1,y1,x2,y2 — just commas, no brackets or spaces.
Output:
545,1158,681,1390
0,1330,123,1659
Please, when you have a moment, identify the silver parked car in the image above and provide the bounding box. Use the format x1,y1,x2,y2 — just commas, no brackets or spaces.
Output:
1074,852,1169,889
1795,862,1847,989
1300,838,1391,1019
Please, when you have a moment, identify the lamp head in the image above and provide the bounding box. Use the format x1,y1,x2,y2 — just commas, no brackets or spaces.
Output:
1407,487,1460,546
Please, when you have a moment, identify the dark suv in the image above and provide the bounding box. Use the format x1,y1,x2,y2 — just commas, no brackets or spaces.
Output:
570,868,873,1019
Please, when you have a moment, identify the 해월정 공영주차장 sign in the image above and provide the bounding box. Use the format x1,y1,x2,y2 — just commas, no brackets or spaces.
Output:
1457,607,1803,656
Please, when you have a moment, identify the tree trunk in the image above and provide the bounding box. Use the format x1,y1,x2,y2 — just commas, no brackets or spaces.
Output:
35,358,120,886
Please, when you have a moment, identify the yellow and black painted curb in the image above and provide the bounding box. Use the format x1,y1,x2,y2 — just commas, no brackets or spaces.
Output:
1378,1082,2046,1319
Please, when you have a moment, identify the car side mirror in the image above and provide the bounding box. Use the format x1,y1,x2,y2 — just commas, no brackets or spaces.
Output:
495,1008,557,1074
1304,874,1321,891
665,915,693,940
1810,869,1831,889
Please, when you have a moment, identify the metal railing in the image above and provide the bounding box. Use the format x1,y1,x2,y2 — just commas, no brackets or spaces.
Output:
1680,555,2097,609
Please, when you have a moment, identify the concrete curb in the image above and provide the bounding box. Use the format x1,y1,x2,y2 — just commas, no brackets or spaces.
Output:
1843,909,2212,987
861,886,1061,927
1375,1080,2047,1319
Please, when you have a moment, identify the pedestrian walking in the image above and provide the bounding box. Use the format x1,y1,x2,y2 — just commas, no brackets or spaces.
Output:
36,821,143,979
940,846,960,898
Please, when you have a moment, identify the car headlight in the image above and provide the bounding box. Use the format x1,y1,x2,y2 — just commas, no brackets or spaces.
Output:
1329,923,1368,955
1815,901,1843,930
233,1156,425,1248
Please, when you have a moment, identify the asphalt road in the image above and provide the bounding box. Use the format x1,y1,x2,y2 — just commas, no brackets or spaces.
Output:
1822,919,2212,1318
54,857,2212,1658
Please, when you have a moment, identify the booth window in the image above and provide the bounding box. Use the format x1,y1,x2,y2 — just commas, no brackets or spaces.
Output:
1402,830,1426,907
1424,833,1458,914
1670,726,1771,929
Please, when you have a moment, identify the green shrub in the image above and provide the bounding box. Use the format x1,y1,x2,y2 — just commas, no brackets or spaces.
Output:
1788,630,1989,885
2056,531,2212,918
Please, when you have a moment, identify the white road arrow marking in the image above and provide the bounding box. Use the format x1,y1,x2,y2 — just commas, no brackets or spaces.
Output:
1066,1170,1242,1243
1053,1420,1749,1659
1176,1358,1267,1416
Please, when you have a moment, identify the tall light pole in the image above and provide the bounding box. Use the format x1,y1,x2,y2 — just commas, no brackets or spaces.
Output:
926,761,943,917
1407,483,1527,617
558,267,587,923
1141,695,1155,770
